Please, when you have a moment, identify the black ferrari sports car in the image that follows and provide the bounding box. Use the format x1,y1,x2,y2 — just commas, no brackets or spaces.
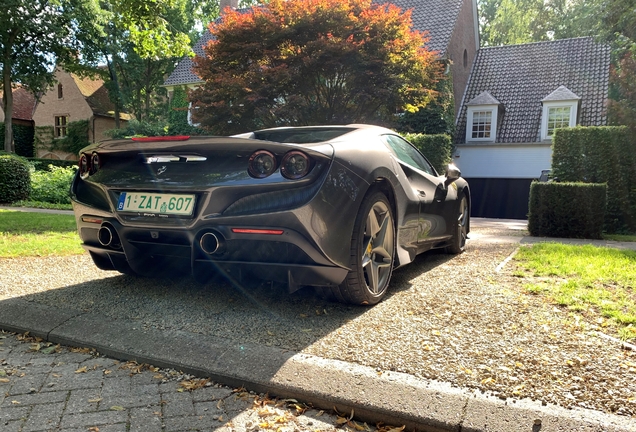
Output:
70,124,470,305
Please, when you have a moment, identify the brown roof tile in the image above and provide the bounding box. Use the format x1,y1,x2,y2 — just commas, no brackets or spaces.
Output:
0,86,37,121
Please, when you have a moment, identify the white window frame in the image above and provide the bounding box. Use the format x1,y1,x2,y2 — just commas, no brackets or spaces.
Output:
541,100,578,140
466,105,498,142
187,102,200,127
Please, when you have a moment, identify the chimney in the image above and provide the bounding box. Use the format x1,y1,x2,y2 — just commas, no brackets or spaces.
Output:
220,0,238,13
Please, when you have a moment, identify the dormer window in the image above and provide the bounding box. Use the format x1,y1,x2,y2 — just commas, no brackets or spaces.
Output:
470,110,493,139
541,86,580,140
465,91,502,142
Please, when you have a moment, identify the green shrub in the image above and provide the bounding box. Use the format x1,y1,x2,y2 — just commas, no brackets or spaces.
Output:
28,158,78,171
402,133,453,174
29,165,76,204
106,119,169,139
528,182,607,239
0,124,35,157
0,153,31,203
552,126,636,233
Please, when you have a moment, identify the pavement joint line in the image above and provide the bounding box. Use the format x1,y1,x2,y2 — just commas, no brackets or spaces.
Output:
45,309,88,342
495,246,520,273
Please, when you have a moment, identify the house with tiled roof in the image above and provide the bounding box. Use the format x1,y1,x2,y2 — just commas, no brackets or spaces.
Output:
32,69,131,160
0,86,37,127
163,0,480,117
453,37,611,219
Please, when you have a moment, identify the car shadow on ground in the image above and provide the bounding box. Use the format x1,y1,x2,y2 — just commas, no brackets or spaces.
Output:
0,247,458,428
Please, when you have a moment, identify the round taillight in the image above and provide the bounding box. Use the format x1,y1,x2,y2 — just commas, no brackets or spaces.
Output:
281,151,310,180
248,150,277,178
90,153,100,174
79,154,89,178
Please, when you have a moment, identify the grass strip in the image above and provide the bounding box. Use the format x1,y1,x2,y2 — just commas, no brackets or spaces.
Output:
514,242,636,340
0,210,84,257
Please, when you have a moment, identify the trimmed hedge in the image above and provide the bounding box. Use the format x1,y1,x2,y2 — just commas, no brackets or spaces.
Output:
0,124,35,157
0,153,31,203
552,126,636,233
528,182,607,239
402,133,453,174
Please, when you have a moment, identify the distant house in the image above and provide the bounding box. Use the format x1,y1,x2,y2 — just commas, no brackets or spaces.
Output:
32,69,130,160
0,86,38,156
0,86,37,127
163,0,480,118
453,37,611,219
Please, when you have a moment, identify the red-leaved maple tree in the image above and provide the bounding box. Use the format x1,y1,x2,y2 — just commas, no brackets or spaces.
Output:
191,0,442,134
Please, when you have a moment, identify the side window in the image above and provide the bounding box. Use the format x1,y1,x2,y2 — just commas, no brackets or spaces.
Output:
383,135,437,176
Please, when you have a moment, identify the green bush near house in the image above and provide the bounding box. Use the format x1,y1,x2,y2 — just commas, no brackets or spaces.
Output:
402,133,453,174
0,153,31,203
528,182,607,239
29,165,76,205
552,126,636,233
28,158,77,171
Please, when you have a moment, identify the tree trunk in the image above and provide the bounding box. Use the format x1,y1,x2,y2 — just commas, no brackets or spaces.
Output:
106,57,122,129
2,62,14,153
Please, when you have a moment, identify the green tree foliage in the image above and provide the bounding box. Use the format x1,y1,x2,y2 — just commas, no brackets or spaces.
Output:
478,0,598,46
0,0,80,152
68,0,199,127
397,71,454,135
191,0,442,134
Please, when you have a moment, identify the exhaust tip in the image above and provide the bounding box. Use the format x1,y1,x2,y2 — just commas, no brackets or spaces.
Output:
200,232,222,255
98,224,121,249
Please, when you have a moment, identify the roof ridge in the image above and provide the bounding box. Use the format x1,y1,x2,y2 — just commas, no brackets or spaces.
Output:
480,36,598,51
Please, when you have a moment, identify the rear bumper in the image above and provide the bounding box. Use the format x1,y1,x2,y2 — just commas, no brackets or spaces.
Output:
77,214,348,290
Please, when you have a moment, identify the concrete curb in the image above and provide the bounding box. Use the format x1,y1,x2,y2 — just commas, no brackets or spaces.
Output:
1,298,634,432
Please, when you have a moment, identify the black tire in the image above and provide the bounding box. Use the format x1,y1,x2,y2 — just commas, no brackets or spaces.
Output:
446,195,468,254
319,191,395,305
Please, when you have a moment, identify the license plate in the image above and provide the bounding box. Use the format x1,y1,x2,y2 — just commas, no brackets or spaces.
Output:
117,192,195,216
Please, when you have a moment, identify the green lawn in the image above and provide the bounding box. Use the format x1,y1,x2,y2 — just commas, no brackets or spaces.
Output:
514,243,636,340
0,210,84,257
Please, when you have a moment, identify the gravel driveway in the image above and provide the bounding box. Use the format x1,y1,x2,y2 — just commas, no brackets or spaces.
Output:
1,220,634,418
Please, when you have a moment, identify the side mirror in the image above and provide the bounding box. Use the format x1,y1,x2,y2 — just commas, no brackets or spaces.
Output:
444,164,461,186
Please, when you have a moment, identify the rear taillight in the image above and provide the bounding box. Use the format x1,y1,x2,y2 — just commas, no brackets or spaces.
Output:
79,154,89,178
90,153,101,174
281,151,310,180
248,150,277,178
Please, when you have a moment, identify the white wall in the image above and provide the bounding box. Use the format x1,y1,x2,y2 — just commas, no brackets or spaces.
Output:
453,143,552,179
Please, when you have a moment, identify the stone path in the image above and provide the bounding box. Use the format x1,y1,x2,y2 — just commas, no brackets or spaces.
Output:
0,332,357,432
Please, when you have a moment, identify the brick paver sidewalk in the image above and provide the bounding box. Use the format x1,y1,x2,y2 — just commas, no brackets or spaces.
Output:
0,332,357,432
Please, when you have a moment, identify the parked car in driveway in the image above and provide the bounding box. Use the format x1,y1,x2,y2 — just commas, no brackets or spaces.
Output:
70,124,470,305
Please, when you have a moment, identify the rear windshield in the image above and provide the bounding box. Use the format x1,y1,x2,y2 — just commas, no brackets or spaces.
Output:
253,127,355,144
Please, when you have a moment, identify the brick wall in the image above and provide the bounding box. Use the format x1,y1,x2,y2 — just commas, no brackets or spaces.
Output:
447,0,478,117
